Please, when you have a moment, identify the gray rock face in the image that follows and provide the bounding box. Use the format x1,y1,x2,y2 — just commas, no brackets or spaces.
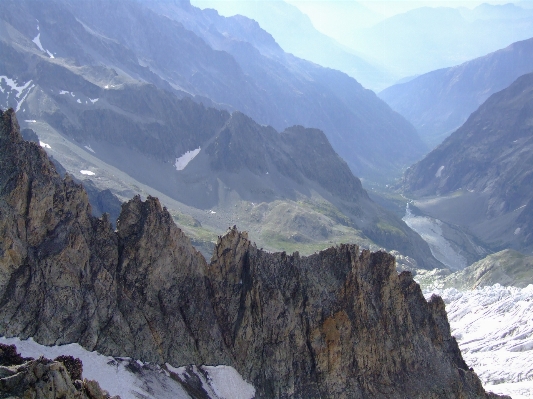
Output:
0,108,505,398
208,229,494,398
0,108,227,367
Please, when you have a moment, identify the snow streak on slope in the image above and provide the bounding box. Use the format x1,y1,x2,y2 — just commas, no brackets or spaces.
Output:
403,203,467,270
425,285,533,398
175,147,201,171
32,23,54,58
0,76,35,112
0,337,255,399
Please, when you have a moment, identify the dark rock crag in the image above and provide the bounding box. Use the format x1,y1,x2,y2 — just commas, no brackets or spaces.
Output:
0,108,506,398
0,343,117,399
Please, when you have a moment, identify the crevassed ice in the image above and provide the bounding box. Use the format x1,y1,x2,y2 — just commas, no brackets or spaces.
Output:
175,147,200,171
425,284,533,399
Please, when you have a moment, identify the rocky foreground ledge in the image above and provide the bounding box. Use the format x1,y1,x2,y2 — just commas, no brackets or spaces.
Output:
0,108,509,398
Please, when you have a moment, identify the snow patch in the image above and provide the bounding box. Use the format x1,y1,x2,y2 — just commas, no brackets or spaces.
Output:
59,90,70,95
77,99,81,103
84,145,95,153
32,32,45,52
425,285,533,398
166,364,255,399
0,337,191,399
39,141,51,149
403,203,467,270
175,147,200,171
80,170,95,176
435,165,445,178
90,98,99,103
0,76,35,112
515,228,522,235
32,30,54,58
204,365,256,399
25,120,37,123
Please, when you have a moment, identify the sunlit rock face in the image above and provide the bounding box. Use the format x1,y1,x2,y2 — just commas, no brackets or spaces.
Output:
0,108,507,398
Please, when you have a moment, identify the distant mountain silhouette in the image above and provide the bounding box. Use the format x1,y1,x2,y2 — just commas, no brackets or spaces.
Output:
352,4,533,81
380,37,533,148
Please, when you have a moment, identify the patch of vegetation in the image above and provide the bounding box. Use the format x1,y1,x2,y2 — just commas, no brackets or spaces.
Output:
171,211,202,228
376,220,405,237
298,200,353,227
260,231,335,255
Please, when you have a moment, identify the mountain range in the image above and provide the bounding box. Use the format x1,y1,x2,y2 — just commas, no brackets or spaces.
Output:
0,0,426,182
0,107,507,399
380,37,533,148
0,0,442,269
189,0,390,90
348,3,533,81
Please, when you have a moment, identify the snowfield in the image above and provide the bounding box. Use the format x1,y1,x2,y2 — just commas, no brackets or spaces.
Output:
0,337,255,399
425,284,533,398
175,147,201,171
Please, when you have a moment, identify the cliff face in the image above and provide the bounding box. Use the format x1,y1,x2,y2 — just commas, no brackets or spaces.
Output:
208,229,490,398
0,108,227,367
0,108,505,398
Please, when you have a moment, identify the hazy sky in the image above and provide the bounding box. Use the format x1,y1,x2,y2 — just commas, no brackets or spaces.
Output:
193,0,530,37
292,0,524,17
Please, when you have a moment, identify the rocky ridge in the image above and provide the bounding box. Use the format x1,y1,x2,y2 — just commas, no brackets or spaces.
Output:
0,108,505,398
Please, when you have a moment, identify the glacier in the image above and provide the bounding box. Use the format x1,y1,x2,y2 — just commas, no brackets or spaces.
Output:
425,284,533,399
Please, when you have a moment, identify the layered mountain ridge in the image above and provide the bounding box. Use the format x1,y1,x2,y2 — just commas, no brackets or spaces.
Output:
0,0,427,181
0,32,440,269
0,108,505,398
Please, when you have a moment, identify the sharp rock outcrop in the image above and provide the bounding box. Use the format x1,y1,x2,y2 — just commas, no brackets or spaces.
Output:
0,108,506,398
0,343,118,399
